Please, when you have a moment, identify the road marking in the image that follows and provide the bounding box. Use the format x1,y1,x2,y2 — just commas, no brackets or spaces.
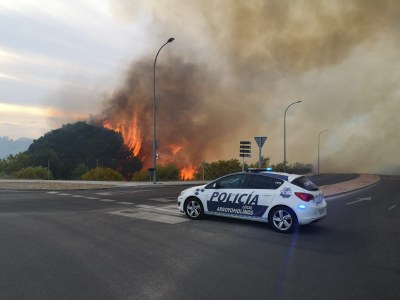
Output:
71,195,84,198
346,197,372,205
96,192,112,196
47,191,58,194
58,193,71,196
117,201,134,205
111,189,152,194
99,199,115,202
137,204,153,209
388,205,397,211
148,198,175,203
151,207,181,214
137,204,181,215
85,196,99,200
108,209,188,224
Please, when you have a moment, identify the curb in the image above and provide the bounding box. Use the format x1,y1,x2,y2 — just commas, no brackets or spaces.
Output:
0,175,381,196
321,174,381,198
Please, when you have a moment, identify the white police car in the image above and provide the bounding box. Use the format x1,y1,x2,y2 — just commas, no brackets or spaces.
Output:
178,169,327,233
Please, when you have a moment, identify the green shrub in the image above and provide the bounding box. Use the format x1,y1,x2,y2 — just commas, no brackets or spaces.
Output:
157,163,180,180
132,170,151,181
72,163,89,180
81,167,124,181
15,166,51,180
132,163,180,181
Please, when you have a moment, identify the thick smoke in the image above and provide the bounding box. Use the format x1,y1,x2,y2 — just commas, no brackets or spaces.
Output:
104,0,400,174
96,56,242,169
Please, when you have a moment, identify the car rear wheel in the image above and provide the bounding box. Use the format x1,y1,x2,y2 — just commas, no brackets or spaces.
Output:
269,206,298,233
184,197,204,220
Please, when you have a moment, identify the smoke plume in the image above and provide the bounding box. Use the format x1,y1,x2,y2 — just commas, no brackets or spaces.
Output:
99,0,400,174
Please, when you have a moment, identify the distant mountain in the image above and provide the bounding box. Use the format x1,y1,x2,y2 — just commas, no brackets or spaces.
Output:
0,136,33,159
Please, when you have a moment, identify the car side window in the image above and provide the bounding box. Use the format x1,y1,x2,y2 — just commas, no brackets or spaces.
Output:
209,174,247,189
246,175,284,190
246,175,274,189
272,178,284,189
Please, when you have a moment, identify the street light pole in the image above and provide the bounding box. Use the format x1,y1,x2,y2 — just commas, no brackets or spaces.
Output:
318,129,329,174
153,37,174,184
284,100,301,173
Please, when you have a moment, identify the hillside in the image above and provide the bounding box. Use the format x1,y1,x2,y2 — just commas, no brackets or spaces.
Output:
0,137,33,159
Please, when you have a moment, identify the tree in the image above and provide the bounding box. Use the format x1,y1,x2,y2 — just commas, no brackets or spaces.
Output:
2,153,31,175
248,156,271,169
27,122,142,179
71,163,89,180
270,162,313,174
197,159,242,180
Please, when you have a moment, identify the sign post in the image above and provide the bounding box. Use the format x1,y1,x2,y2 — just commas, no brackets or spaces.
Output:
254,136,267,168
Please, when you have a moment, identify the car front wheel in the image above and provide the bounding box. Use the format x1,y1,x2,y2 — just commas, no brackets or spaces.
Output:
269,206,298,233
184,197,204,220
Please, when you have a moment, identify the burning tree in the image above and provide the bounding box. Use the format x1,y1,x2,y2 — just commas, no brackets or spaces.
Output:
94,56,218,180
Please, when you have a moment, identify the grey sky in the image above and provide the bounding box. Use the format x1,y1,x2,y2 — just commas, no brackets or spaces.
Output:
1,0,399,174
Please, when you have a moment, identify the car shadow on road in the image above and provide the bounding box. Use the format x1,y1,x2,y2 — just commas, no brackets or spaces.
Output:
201,214,332,235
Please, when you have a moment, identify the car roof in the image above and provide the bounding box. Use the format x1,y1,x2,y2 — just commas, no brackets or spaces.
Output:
243,169,303,182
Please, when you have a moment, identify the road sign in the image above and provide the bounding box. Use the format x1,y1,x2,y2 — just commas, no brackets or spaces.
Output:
254,136,267,168
254,137,267,148
240,141,251,158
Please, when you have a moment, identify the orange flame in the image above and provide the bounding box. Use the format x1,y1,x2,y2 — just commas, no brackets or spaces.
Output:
169,144,183,156
103,115,197,181
102,112,142,157
180,165,196,181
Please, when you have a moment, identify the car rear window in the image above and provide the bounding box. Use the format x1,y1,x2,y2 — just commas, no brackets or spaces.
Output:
291,176,319,191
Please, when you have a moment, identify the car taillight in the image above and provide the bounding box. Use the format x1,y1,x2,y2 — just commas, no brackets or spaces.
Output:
295,192,314,202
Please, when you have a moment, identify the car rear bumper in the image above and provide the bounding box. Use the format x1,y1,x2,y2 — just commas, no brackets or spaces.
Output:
297,205,327,225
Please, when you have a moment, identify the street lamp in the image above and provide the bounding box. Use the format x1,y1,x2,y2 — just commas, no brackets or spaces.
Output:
318,130,329,174
284,100,301,173
153,37,174,184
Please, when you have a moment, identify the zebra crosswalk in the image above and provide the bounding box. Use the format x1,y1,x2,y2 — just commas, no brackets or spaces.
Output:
45,191,186,224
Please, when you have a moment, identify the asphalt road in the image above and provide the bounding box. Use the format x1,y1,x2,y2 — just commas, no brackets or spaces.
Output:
0,175,399,300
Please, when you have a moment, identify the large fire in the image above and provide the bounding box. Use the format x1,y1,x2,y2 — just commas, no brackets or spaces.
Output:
102,115,196,180
102,112,142,157
180,165,196,181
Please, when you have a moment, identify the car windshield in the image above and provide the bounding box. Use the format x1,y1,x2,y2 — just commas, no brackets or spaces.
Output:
291,176,319,191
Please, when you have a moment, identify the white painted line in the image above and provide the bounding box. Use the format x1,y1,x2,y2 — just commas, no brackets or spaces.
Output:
107,210,188,224
112,189,152,194
47,191,58,194
151,207,182,215
137,204,153,209
117,201,134,205
71,195,84,198
99,199,115,202
58,193,71,196
148,198,175,203
136,203,182,215
388,205,397,211
163,204,179,209
346,197,372,205
85,197,100,200
96,192,112,196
